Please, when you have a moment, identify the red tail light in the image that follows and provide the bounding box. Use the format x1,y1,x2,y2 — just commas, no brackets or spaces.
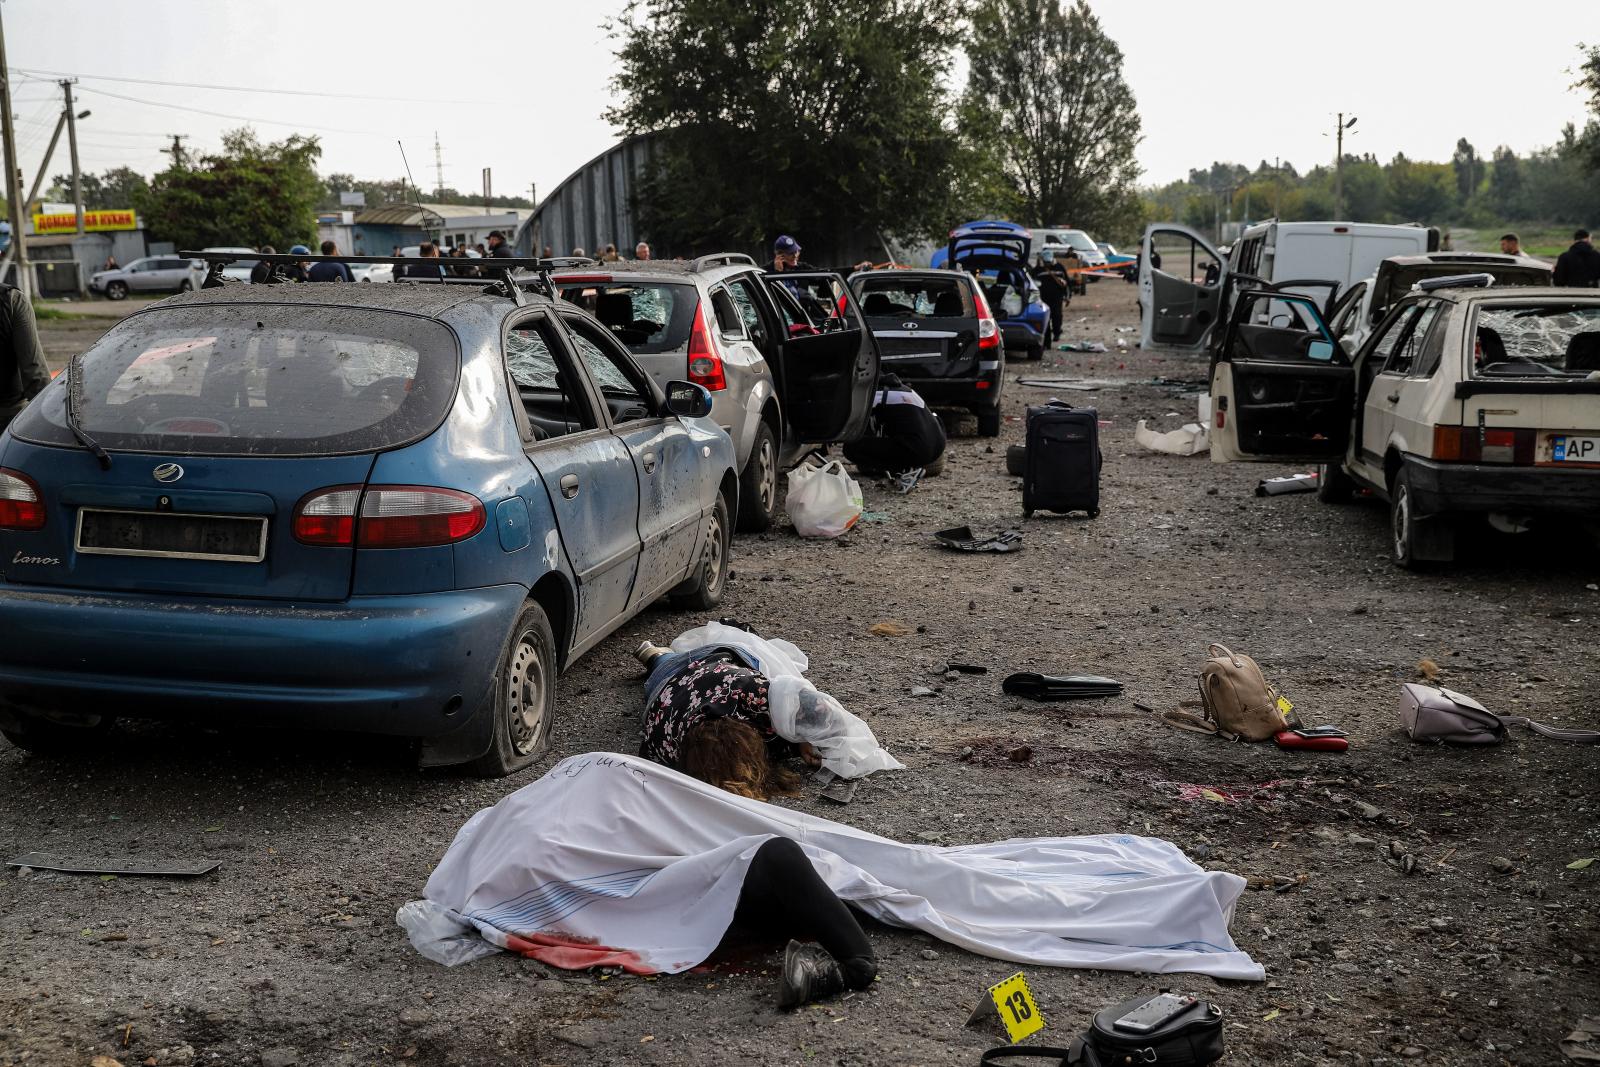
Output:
0,468,46,530
1432,425,1534,464
686,301,726,391
294,485,485,548
973,286,1002,350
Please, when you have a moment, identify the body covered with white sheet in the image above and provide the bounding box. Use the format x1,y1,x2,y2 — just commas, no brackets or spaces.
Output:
399,753,1264,981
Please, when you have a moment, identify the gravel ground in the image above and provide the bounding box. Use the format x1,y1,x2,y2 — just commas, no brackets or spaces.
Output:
4,287,1597,1067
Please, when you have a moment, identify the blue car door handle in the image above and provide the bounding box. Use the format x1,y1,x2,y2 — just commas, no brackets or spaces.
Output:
642,451,657,475
560,474,580,499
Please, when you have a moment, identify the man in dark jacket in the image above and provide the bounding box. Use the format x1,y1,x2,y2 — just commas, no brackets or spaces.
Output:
395,242,446,280
1032,254,1069,345
1552,230,1600,288
0,285,51,431
306,240,353,283
842,374,946,479
249,246,277,284
486,230,512,258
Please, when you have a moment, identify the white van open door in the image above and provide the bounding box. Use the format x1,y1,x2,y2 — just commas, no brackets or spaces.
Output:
1139,224,1229,351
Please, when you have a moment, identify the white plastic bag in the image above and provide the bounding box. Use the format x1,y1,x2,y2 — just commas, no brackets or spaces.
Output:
669,621,904,779
785,459,862,538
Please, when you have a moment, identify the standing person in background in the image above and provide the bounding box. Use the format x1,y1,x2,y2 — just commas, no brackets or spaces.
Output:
635,241,652,261
768,235,814,273
395,242,445,280
285,246,312,283
1499,233,1530,257
0,283,50,431
250,246,277,284
1553,230,1600,287
1032,253,1068,347
541,245,554,258
307,240,352,283
486,231,512,259
599,243,620,263
571,247,587,258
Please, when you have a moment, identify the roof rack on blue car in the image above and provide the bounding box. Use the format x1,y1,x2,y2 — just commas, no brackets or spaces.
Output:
181,250,570,306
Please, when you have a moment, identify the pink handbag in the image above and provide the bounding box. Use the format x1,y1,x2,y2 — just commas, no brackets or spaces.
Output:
1399,683,1599,745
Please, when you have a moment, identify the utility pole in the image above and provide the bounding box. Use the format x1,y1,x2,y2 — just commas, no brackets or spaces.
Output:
432,132,445,200
482,167,492,214
0,4,32,300
163,134,188,168
62,80,84,234
1333,113,1358,221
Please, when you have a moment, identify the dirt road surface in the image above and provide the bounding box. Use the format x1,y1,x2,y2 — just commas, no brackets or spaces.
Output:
5,287,1596,1066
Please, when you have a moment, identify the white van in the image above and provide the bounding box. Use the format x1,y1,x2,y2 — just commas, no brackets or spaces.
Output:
1138,220,1438,352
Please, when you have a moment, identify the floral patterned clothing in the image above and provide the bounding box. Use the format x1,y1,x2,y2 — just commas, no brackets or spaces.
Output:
641,652,796,767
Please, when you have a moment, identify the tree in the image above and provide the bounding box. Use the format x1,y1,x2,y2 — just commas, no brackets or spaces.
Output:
1576,43,1600,170
1387,154,1454,222
608,0,969,261
962,0,1142,232
1450,138,1481,203
49,167,150,211
1487,145,1526,218
136,128,323,251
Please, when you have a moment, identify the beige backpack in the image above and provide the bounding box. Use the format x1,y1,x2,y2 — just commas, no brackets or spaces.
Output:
1164,643,1289,741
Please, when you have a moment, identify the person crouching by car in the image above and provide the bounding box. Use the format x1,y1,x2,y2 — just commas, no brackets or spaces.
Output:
842,374,946,484
0,284,50,431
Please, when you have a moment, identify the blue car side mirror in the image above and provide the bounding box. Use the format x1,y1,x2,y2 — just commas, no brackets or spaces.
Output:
665,380,713,419
1307,340,1335,362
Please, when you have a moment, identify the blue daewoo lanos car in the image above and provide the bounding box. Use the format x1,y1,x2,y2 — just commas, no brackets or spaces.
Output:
930,221,1051,361
0,254,737,776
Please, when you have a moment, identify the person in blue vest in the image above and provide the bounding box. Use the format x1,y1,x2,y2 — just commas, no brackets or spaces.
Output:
306,240,352,283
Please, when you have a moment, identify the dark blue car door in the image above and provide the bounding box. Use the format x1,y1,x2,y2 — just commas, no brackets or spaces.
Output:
503,312,642,643
556,311,703,609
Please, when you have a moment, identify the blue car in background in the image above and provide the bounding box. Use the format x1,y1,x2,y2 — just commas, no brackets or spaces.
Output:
0,257,737,776
931,221,1051,361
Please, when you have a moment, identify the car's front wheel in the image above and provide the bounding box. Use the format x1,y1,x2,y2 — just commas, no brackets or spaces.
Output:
0,708,114,756
671,491,731,610
467,602,556,778
737,422,778,533
106,281,128,300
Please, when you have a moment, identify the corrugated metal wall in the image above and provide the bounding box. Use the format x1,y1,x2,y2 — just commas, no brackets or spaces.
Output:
516,133,658,258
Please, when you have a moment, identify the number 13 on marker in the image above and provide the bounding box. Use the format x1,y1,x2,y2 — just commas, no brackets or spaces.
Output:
988,972,1044,1043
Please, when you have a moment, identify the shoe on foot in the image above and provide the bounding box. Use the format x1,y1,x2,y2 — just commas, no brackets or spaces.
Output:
776,939,846,1010
635,641,671,667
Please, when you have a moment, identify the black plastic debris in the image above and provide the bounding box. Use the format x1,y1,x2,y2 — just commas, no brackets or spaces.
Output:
8,852,220,877
934,526,1024,553
1002,673,1124,700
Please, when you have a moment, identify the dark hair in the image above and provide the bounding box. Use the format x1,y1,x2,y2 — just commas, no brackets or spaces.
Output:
1578,230,1591,240
677,719,801,800
1499,233,1519,243
259,245,276,255
420,242,438,256
488,230,504,241
319,240,336,255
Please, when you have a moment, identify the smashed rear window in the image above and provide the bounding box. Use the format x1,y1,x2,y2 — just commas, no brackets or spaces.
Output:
857,276,974,319
1472,303,1600,377
558,281,697,354
11,305,458,457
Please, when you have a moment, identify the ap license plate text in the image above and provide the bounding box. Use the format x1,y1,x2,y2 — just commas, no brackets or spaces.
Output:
1553,435,1599,463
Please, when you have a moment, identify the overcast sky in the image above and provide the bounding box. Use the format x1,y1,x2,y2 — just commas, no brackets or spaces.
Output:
8,0,1593,207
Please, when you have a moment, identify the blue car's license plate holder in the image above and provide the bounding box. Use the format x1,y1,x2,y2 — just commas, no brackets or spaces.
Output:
75,507,269,563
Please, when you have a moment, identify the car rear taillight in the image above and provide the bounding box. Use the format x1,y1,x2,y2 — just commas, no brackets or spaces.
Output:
686,302,727,391
1432,426,1534,464
0,468,46,530
973,287,1002,351
294,485,485,548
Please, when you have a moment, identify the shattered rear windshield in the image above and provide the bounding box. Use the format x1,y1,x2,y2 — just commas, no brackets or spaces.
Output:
10,305,458,456
1471,303,1600,377
857,276,974,319
558,281,697,354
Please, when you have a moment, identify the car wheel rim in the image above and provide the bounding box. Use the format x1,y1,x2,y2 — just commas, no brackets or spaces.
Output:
758,439,776,512
1392,485,1411,559
703,511,725,597
505,634,545,756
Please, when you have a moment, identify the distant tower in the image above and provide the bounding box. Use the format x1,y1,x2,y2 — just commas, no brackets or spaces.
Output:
432,132,445,200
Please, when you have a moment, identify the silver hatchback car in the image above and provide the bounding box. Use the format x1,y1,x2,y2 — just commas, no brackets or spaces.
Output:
553,255,880,531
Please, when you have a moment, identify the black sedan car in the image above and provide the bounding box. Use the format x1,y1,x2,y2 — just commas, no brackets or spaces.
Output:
848,269,1005,436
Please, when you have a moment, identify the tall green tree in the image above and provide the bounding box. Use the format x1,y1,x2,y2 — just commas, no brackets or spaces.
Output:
608,0,969,261
1387,153,1455,221
48,167,150,211
961,0,1142,232
136,128,322,251
1487,145,1526,218
1450,138,1481,203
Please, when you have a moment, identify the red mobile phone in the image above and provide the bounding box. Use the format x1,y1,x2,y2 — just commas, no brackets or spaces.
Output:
1275,730,1349,752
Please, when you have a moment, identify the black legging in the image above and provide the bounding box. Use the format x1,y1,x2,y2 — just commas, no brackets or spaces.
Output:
732,837,877,988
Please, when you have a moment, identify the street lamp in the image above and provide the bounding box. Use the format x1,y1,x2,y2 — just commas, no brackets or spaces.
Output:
1331,113,1359,221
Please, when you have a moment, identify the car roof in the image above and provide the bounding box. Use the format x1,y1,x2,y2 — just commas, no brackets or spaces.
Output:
1383,252,1547,269
146,280,528,320
1407,284,1600,303
850,268,970,283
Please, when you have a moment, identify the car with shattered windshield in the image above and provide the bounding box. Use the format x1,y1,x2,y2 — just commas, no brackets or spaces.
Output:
552,254,880,532
1179,273,1600,567
931,221,1051,360
0,253,737,774
848,267,1006,436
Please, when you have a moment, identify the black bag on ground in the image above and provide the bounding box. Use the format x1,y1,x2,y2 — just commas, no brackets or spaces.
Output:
1022,401,1101,518
980,995,1224,1067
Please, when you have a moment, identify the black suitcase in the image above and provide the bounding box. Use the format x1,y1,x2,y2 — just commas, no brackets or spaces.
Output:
1022,401,1101,518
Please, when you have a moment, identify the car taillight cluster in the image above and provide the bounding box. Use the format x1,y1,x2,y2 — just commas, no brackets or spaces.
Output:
1432,425,1535,465
972,287,1002,350
686,301,727,391
0,467,46,530
294,485,486,548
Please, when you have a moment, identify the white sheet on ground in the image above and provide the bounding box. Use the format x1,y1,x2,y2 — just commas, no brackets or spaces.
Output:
1135,418,1210,456
669,621,904,778
398,753,1265,981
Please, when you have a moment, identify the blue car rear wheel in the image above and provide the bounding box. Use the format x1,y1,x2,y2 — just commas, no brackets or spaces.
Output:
467,602,556,778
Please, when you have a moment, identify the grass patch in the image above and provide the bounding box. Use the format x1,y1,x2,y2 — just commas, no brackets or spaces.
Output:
30,302,74,321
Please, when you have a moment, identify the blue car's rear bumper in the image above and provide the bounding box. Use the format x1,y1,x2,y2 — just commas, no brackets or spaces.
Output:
0,583,525,737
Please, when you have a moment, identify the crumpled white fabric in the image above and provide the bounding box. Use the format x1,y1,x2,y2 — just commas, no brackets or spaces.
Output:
397,753,1265,981
669,621,904,778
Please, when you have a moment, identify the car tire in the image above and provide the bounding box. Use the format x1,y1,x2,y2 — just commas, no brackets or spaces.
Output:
736,422,778,533
106,281,128,301
467,602,557,778
1316,462,1356,504
977,407,1002,437
1006,444,1026,476
178,280,193,293
1025,345,1044,362
0,708,114,756
671,491,731,611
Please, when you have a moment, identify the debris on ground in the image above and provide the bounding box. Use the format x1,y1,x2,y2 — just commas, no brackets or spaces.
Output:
6,853,220,878
1057,341,1109,352
1560,1016,1600,1062
1255,472,1319,496
868,621,913,637
1245,874,1309,893
1135,419,1209,456
1002,672,1124,700
933,526,1024,553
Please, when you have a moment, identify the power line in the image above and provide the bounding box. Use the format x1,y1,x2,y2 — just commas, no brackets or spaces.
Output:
73,84,427,138
11,66,491,106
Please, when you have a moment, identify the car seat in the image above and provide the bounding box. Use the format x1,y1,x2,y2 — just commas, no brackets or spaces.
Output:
1565,331,1600,372
1475,326,1507,367
932,291,964,317
595,292,649,345
862,292,894,316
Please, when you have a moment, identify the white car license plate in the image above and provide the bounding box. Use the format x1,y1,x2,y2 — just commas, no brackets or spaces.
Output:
1552,435,1599,463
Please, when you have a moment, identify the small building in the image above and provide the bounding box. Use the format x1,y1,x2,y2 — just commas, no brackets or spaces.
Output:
19,205,147,296
343,203,535,257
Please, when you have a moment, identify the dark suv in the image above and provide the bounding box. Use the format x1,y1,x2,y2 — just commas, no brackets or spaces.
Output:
849,269,1005,436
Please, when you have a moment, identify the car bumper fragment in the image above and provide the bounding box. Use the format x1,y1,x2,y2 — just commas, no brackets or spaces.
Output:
1404,456,1600,517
